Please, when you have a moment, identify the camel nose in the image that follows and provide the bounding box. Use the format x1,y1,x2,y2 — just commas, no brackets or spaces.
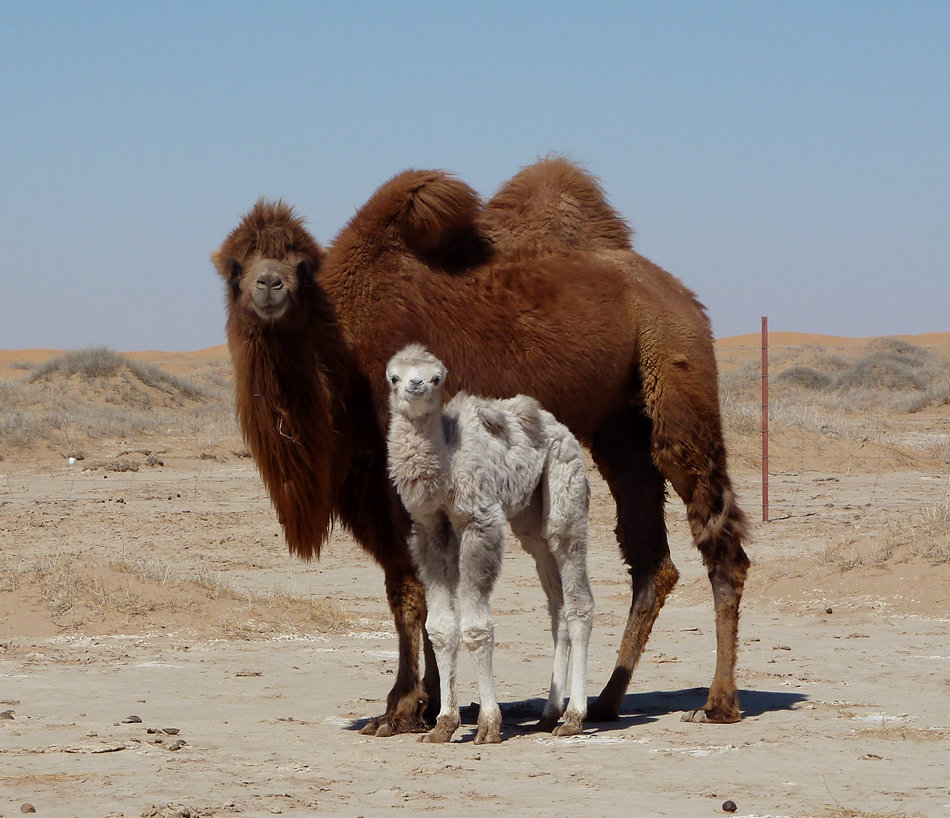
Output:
407,377,425,394
256,271,283,291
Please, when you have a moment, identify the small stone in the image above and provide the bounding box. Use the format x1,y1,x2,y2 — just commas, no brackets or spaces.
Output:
163,727,180,735
0,709,14,719
122,714,143,723
20,804,36,814
826,607,833,614
722,800,737,813
166,738,186,751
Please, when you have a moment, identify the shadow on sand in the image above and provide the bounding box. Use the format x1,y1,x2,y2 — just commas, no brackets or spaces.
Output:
347,687,808,739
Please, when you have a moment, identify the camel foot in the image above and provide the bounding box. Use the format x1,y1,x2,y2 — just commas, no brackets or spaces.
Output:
473,707,502,744
419,715,460,744
584,697,621,723
552,718,584,737
359,712,428,737
535,714,560,733
473,726,502,745
681,702,741,724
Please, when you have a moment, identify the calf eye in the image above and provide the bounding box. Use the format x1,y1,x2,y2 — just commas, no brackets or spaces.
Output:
389,374,399,385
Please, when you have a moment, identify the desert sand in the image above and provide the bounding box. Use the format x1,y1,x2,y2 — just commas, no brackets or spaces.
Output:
1,334,949,817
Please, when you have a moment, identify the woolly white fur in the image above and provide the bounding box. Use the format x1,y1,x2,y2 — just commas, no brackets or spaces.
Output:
386,343,594,744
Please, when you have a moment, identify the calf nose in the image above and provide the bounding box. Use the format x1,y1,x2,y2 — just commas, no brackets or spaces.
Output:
407,377,425,394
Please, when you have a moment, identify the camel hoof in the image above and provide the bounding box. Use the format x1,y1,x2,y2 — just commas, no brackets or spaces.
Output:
473,728,502,745
584,699,620,723
419,731,447,743
681,707,741,724
535,715,559,733
552,722,583,737
359,719,382,735
419,715,459,743
359,714,427,737
359,718,396,737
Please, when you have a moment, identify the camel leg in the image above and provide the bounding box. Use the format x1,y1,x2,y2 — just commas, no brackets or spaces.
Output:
343,471,431,737
356,567,429,736
647,365,751,724
673,477,749,723
458,512,505,745
544,446,595,736
411,520,462,743
551,539,594,737
517,532,571,733
527,540,595,737
513,462,594,736
587,409,680,722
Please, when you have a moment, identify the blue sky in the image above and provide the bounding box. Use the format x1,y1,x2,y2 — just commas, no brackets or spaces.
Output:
1,1,948,351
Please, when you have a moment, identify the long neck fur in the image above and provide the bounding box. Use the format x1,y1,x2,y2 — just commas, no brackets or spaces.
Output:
387,407,450,518
228,295,354,560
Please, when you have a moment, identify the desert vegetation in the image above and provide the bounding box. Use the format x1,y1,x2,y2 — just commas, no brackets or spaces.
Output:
0,346,236,451
718,337,950,462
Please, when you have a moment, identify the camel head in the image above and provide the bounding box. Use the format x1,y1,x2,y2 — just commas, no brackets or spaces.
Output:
212,198,328,329
386,344,447,420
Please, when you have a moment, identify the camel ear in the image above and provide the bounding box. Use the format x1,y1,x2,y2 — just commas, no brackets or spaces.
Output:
297,246,327,284
211,250,242,283
225,258,242,283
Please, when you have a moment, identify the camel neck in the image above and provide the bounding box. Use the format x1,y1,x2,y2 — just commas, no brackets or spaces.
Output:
387,408,449,516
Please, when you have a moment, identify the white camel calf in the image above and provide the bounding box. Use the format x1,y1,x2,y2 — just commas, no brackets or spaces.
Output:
386,343,594,744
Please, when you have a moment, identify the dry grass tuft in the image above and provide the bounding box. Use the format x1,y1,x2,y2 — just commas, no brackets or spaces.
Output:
719,338,950,461
817,503,950,571
1,346,237,451
883,503,950,564
2,550,350,636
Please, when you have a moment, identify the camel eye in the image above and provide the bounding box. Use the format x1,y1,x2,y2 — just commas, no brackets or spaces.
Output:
431,375,442,386
389,374,399,385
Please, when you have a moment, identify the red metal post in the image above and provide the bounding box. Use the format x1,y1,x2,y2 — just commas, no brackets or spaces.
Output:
761,316,769,522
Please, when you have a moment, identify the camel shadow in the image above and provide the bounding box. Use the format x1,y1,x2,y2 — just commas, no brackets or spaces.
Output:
496,686,805,726
346,688,808,738
608,686,808,721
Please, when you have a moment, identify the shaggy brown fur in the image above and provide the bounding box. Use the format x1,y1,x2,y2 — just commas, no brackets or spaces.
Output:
213,158,750,735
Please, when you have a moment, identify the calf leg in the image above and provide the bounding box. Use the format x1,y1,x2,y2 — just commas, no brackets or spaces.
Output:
552,541,595,737
412,519,463,743
458,512,506,745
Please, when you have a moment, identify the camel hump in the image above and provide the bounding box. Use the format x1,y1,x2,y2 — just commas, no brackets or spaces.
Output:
353,169,483,257
214,198,325,264
480,156,633,255
471,395,545,447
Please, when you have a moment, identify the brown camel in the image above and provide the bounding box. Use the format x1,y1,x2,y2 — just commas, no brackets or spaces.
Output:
211,157,749,736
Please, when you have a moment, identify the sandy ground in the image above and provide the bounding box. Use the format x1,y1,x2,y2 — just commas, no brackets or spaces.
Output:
2,339,950,817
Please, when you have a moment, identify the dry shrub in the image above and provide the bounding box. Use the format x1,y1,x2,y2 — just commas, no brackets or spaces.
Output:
884,503,950,564
819,503,950,571
4,550,351,636
718,338,950,458
1,347,237,450
776,365,833,390
29,346,209,403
